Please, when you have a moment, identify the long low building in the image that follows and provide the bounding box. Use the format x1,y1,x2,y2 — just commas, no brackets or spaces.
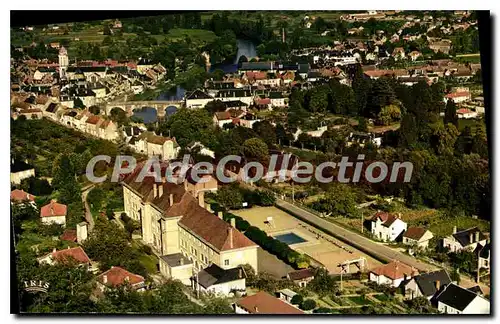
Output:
122,164,259,291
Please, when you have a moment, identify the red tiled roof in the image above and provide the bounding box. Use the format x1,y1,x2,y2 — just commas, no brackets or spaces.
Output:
255,98,271,105
246,71,267,80
457,108,473,114
215,111,231,120
446,91,471,98
40,200,67,217
51,247,91,264
288,268,315,281
60,229,77,242
236,291,304,314
11,189,35,202
97,266,145,287
86,115,101,125
370,261,417,280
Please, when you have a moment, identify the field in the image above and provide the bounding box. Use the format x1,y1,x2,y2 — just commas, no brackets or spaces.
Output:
232,206,382,274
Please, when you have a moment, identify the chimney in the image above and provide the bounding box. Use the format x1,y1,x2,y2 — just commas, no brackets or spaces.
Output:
158,185,163,197
198,191,205,208
231,218,236,228
238,268,243,279
52,247,57,253
254,306,259,313
153,183,158,198
475,232,480,242
180,257,184,266
125,276,130,282
103,275,108,284
453,226,457,234
218,211,223,220
228,227,233,249
469,233,473,244
169,193,174,206
435,280,441,291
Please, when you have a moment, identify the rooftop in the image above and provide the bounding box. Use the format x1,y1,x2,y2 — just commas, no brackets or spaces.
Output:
236,291,304,314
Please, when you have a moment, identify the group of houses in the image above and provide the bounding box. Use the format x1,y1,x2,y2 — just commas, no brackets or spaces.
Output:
368,260,489,314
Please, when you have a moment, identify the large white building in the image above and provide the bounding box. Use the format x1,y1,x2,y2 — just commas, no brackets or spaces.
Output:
122,164,259,294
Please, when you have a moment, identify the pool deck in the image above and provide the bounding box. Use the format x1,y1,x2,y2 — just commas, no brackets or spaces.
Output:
232,206,382,274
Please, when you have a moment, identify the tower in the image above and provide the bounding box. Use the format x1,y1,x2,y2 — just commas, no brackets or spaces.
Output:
58,46,68,79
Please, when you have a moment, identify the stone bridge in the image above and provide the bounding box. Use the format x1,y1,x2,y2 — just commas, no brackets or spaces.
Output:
105,100,184,118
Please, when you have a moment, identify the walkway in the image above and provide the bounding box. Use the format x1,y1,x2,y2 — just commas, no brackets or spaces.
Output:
81,184,95,232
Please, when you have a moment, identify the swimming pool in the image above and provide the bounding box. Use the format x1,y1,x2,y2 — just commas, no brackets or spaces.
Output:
273,232,307,245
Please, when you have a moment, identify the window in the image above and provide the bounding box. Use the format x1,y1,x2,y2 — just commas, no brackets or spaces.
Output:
224,259,229,266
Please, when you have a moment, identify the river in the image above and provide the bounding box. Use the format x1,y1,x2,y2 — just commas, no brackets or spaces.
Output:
132,39,257,123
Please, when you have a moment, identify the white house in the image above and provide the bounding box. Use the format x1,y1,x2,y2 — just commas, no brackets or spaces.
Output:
456,108,478,119
40,200,67,226
96,266,146,292
402,227,434,250
435,283,490,314
445,91,471,103
370,212,407,242
11,160,36,185
192,264,246,296
185,89,214,108
478,242,491,271
442,227,487,253
369,261,417,288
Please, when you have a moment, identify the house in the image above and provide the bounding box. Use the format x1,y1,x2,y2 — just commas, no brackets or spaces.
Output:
392,47,405,60
369,261,417,287
456,108,478,119
445,91,471,103
40,200,67,226
435,283,490,314
185,89,214,108
409,51,422,61
214,89,254,106
234,291,304,314
429,40,452,54
403,270,451,300
254,98,271,110
403,227,434,250
269,91,287,108
184,167,219,197
238,113,261,129
96,266,146,292
478,241,491,271
60,229,78,243
287,268,315,288
11,160,36,185
213,111,234,128
97,119,119,141
442,227,487,253
370,212,407,242
139,132,180,160
10,189,36,206
187,142,215,159
276,288,297,304
192,264,246,296
37,246,92,267
122,166,259,280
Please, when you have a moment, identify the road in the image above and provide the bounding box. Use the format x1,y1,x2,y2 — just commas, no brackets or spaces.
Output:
275,199,436,272
81,184,95,232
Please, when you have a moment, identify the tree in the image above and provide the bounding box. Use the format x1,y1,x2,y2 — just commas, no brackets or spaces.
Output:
205,100,226,115
300,299,317,311
377,104,401,126
216,184,244,209
444,100,458,127
73,97,85,109
109,108,129,126
241,137,269,162
308,268,339,297
159,108,216,148
252,120,276,146
52,154,81,204
89,105,100,115
290,294,304,305
310,184,360,218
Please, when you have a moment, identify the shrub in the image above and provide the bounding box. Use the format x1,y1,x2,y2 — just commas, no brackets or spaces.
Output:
300,299,317,311
313,307,335,314
290,294,304,305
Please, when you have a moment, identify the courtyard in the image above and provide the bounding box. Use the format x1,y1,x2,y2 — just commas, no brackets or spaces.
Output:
232,206,382,274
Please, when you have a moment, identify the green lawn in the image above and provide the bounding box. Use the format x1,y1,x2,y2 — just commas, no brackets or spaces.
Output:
373,294,390,302
347,296,371,305
166,28,217,43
